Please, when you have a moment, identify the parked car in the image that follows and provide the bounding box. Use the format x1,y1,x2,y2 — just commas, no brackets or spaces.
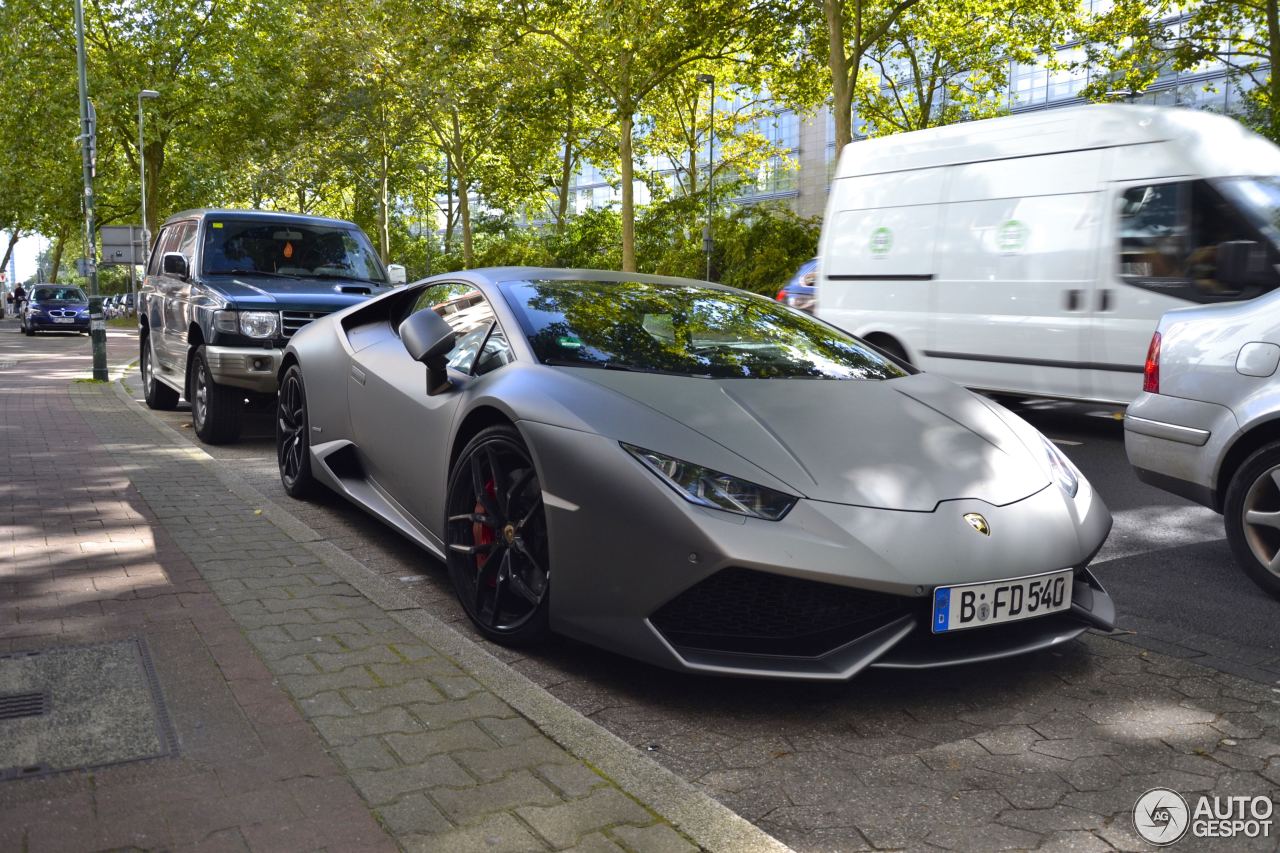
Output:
817,104,1280,403
1125,277,1280,599
20,284,90,335
139,208,402,444
276,267,1114,679
104,295,120,318
121,291,136,317
776,258,817,313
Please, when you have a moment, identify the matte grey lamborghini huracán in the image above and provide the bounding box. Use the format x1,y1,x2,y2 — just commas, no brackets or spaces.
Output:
277,268,1115,680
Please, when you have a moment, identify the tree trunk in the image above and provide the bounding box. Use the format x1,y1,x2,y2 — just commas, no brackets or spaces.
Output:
378,143,392,263
825,0,854,153
556,108,575,232
1269,0,1280,139
458,171,473,267
0,229,20,277
444,157,455,255
145,142,164,237
49,229,67,283
296,186,308,214
619,110,636,272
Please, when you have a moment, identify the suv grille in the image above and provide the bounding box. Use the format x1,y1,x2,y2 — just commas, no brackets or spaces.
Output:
281,310,332,338
650,567,909,658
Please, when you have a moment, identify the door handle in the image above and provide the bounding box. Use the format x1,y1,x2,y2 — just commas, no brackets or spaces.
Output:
1064,289,1084,311
350,366,366,386
1098,289,1113,312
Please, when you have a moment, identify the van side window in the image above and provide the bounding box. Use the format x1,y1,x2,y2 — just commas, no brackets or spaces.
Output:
1118,181,1277,301
147,226,173,276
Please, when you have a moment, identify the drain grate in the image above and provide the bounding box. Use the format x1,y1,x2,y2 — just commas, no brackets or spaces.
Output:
0,692,48,721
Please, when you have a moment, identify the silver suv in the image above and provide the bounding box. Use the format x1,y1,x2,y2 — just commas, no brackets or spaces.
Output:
1125,248,1280,598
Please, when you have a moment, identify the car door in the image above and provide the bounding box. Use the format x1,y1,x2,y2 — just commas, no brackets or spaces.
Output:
143,224,181,367
347,282,512,539
927,151,1102,400
159,221,199,368
1088,178,1280,402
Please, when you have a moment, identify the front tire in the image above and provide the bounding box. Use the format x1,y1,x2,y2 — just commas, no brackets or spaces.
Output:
1224,442,1280,599
276,366,316,498
141,334,179,410
190,348,243,444
445,425,551,646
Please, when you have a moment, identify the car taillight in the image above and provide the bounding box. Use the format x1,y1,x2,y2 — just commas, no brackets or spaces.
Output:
776,288,787,301
1143,331,1161,393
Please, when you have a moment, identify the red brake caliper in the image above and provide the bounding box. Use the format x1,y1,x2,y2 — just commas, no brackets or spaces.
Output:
472,479,498,586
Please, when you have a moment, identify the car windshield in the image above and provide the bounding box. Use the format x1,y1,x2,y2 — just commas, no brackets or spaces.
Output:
201,219,387,283
32,287,86,302
1215,177,1280,248
499,278,909,380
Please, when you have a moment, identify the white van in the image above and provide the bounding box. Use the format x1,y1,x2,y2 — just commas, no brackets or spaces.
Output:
817,104,1280,403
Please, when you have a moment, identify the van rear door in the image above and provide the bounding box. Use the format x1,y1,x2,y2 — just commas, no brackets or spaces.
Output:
926,151,1103,400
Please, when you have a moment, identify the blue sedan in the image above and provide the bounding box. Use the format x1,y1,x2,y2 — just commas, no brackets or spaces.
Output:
22,285,91,335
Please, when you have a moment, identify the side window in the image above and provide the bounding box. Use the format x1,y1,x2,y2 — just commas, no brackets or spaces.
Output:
1118,182,1188,280
177,222,198,266
402,282,512,375
152,224,187,276
147,226,173,276
1118,181,1276,301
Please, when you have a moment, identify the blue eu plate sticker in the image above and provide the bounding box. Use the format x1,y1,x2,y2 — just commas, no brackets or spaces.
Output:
933,587,950,633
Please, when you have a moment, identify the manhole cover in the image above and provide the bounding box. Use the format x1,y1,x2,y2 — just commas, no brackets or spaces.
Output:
0,638,177,780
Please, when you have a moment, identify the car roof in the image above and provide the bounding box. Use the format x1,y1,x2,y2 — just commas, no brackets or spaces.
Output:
162,208,361,229
433,266,739,293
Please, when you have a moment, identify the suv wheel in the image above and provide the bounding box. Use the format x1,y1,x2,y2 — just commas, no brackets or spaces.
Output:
141,334,179,410
191,348,243,444
1224,441,1280,599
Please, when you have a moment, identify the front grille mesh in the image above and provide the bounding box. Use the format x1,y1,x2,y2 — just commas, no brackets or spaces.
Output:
650,568,908,658
280,310,331,338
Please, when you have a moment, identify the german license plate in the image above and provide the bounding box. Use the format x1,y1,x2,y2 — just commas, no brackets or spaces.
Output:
53,317,74,324
932,569,1073,633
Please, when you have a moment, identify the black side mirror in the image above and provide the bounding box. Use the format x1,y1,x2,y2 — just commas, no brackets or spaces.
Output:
399,307,457,396
162,252,189,279
1216,240,1270,290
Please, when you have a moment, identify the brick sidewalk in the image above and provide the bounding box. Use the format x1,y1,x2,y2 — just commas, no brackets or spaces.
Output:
0,324,708,853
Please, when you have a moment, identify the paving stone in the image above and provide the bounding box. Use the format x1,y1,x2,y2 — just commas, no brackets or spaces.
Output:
402,812,548,853
924,822,1042,851
386,721,498,763
409,693,518,728
376,792,453,836
312,706,425,745
608,823,698,853
334,737,402,772
351,756,473,805
344,679,446,712
434,770,563,823
455,735,578,781
538,762,611,799
998,805,1105,833
477,715,541,746
516,787,655,848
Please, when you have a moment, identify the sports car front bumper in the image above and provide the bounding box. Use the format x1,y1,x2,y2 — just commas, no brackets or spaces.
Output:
521,421,1114,681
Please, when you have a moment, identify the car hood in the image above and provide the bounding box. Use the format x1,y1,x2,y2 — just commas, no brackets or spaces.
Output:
568,371,1051,511
211,275,389,311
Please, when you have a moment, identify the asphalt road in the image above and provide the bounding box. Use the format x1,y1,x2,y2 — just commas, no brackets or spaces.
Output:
16,327,1278,851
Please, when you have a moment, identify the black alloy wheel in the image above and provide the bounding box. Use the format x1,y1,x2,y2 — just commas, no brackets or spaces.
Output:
276,365,316,498
445,425,551,645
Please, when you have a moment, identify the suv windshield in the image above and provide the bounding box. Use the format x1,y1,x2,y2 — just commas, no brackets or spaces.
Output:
201,219,387,283
1215,177,1280,249
32,287,86,302
499,279,908,380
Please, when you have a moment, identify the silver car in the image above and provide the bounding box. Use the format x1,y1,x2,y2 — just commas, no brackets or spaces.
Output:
1125,272,1280,599
278,268,1114,680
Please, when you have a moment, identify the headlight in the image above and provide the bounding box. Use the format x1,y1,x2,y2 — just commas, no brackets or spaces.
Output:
238,310,279,338
622,443,797,520
1040,435,1079,498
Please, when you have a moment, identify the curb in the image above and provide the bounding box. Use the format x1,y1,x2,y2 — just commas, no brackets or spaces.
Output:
110,375,792,853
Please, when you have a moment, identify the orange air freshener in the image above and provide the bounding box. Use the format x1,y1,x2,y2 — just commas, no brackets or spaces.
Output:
283,241,294,259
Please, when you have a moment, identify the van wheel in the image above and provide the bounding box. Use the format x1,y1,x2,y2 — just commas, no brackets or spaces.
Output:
141,334,179,410
191,348,243,444
866,334,910,366
1224,441,1280,599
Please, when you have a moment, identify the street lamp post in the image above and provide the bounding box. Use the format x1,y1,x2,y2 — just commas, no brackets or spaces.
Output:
696,73,715,281
73,0,107,381
137,89,159,263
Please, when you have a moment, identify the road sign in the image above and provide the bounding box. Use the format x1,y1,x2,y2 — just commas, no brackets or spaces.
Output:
100,225,144,265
